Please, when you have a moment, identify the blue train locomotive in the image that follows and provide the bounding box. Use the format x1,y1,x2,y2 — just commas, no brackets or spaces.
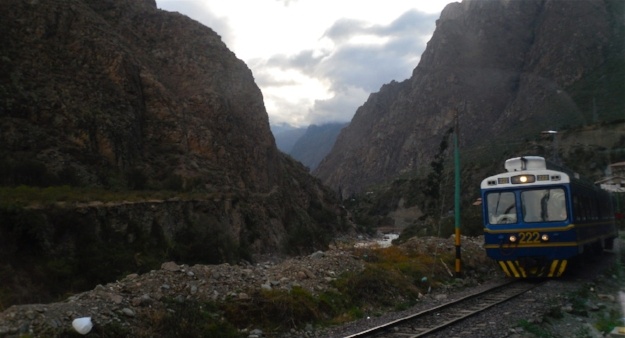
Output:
481,156,618,277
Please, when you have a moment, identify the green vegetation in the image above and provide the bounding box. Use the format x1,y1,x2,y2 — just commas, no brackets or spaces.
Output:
0,205,171,308
517,319,553,338
171,214,240,265
0,185,216,208
595,309,624,334
141,299,242,338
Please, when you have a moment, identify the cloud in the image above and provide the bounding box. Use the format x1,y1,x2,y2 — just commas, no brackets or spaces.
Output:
323,10,435,44
323,18,369,43
306,86,370,124
266,50,321,75
156,1,443,127
253,67,301,87
259,9,438,125
275,0,298,5
376,9,438,36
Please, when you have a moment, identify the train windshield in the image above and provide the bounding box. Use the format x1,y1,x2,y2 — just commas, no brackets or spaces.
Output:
521,188,567,222
486,191,517,224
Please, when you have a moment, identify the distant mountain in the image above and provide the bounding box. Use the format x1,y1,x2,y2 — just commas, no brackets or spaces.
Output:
289,122,348,171
270,123,307,153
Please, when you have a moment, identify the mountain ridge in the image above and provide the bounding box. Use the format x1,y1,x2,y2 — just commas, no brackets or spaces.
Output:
289,122,348,171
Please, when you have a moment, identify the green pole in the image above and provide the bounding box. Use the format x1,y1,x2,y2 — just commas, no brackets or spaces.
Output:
454,119,462,277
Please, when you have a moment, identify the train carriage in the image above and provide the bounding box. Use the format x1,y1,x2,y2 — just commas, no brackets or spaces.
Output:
481,156,618,278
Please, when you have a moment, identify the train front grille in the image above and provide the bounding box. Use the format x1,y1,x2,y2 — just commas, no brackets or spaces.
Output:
498,258,567,277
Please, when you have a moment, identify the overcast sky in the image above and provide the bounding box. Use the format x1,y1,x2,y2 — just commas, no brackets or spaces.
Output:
156,0,454,127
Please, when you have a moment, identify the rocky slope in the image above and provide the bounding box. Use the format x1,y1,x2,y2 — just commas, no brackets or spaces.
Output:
314,0,625,196
0,249,366,337
0,235,493,337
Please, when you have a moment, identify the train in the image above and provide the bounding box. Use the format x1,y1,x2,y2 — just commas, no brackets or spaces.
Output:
481,156,619,278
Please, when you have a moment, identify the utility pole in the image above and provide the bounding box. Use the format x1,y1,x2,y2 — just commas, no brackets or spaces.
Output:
541,130,559,164
453,106,462,277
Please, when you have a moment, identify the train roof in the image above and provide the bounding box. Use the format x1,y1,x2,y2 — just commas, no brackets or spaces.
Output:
481,157,573,189
480,168,571,189
504,156,546,172
481,156,610,192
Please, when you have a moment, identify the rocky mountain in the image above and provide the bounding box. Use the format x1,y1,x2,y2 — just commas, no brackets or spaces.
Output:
1,0,278,192
0,0,348,307
289,122,348,171
314,0,625,196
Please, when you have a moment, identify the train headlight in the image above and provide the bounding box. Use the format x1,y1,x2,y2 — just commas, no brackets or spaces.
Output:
509,235,518,243
541,234,549,242
511,175,536,184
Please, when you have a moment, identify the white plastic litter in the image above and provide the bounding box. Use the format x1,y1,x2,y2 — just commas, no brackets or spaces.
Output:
72,317,93,335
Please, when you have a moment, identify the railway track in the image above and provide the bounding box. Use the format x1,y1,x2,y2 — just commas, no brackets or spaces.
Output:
344,280,545,338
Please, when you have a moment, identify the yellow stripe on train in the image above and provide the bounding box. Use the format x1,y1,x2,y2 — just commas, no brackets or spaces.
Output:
497,260,568,277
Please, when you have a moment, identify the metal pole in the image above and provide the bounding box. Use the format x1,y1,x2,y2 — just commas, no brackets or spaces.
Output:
553,133,558,164
541,130,558,163
454,110,462,277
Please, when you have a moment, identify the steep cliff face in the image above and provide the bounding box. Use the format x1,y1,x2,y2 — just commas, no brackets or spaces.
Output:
314,0,624,195
1,0,277,191
0,0,348,306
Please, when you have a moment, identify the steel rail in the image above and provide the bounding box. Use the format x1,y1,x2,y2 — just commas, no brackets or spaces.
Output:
344,280,544,338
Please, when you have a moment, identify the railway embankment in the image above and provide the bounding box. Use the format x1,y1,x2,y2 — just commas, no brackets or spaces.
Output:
0,233,622,337
0,235,493,337
428,233,625,338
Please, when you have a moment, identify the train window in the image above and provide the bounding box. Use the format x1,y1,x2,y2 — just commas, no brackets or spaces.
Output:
486,192,517,224
521,188,567,223
573,195,584,221
588,196,597,220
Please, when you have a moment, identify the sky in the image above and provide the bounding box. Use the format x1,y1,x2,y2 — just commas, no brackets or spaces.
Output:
156,0,454,127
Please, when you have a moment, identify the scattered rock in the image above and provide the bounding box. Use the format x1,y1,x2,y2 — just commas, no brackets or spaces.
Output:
161,262,181,272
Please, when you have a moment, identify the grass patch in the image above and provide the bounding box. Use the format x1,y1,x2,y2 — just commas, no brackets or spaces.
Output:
517,319,553,338
595,309,623,334
167,244,452,334
218,267,423,332
574,326,592,338
0,185,206,208
223,287,324,332
141,299,242,338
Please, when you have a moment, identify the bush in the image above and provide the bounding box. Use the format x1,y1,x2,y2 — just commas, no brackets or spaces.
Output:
0,158,57,187
171,214,238,265
224,288,321,331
